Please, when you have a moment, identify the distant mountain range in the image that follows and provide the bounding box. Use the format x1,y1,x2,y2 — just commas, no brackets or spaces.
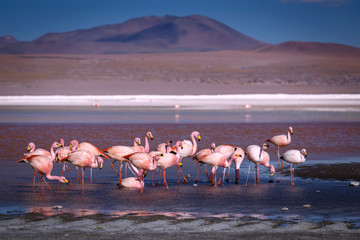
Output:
1,14,360,55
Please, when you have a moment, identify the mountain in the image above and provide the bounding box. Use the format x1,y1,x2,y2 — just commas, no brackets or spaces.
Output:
0,15,267,54
0,35,18,44
256,41,360,57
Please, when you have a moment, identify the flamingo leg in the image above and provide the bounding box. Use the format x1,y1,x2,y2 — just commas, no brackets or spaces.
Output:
76,167,81,181
257,166,261,183
226,167,230,183
43,177,51,190
204,164,209,178
81,167,85,194
163,169,169,190
32,172,37,192
194,165,202,183
151,171,155,187
254,165,257,186
245,161,250,187
90,168,93,183
176,164,188,183
213,167,217,187
290,163,295,186
110,160,119,176
40,173,44,194
65,164,73,185
235,168,240,184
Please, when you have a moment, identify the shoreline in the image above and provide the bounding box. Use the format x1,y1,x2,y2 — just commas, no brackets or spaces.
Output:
1,94,360,109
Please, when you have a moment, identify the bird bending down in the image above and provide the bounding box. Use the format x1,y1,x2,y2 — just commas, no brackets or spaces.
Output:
280,148,307,186
266,126,294,170
123,151,160,193
245,143,270,186
193,143,216,183
18,142,68,193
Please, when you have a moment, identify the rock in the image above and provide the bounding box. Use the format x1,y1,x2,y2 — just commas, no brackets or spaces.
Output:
316,190,321,193
52,205,63,210
186,174,191,179
281,207,289,211
303,204,311,208
350,181,359,187
268,180,274,183
193,184,198,187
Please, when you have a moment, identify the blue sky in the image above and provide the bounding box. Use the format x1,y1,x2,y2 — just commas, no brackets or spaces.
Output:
1,0,359,47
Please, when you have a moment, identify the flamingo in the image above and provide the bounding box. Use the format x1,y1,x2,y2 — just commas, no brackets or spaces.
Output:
193,143,216,183
257,151,275,183
173,131,201,183
156,141,183,190
245,143,269,186
233,147,245,184
123,152,159,193
65,150,100,194
119,177,142,189
18,142,68,193
280,148,307,185
71,140,107,182
195,151,241,187
266,126,294,170
55,139,75,184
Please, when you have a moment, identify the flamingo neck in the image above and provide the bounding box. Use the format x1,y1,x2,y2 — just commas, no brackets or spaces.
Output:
49,144,57,162
45,172,63,182
190,133,198,156
144,135,150,153
287,131,292,143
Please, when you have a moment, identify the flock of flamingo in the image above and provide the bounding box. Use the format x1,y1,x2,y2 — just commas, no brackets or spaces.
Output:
18,126,307,194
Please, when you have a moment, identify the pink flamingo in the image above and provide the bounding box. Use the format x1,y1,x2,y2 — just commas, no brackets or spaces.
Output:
195,152,241,187
172,131,201,183
257,151,275,183
156,141,183,190
280,148,307,185
233,147,245,184
18,142,68,193
266,126,294,170
71,140,106,181
123,152,159,193
193,143,216,183
245,143,269,186
66,150,100,194
119,177,142,189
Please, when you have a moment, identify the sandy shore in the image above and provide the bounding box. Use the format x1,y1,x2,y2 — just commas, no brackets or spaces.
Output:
1,213,359,240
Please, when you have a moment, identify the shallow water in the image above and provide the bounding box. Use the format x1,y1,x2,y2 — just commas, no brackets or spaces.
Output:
1,107,360,226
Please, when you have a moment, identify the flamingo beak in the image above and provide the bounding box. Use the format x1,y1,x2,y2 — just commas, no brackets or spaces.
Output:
100,163,103,169
144,171,147,177
150,134,154,140
27,147,30,152
270,172,274,177
180,162,183,167
198,136,201,141
64,178,69,184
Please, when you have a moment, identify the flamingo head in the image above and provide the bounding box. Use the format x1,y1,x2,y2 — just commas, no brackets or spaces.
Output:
27,142,35,152
167,140,172,145
135,137,141,146
289,126,294,135
69,140,78,150
146,131,154,140
193,131,201,141
52,141,61,149
262,143,269,150
97,156,104,169
60,176,69,184
301,148,307,157
270,165,275,177
58,138,65,147
210,143,216,150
